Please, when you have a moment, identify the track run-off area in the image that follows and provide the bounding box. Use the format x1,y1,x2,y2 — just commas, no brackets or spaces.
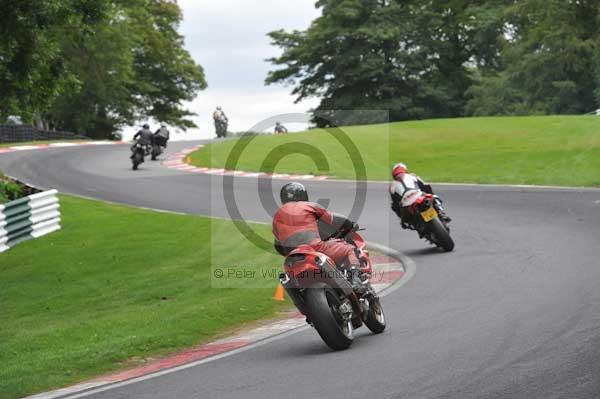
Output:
1,141,599,399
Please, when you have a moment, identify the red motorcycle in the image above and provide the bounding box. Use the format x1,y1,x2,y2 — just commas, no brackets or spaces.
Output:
399,189,454,251
279,227,386,350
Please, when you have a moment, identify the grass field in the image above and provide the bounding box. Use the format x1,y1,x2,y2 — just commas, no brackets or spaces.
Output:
189,116,600,186
0,196,286,399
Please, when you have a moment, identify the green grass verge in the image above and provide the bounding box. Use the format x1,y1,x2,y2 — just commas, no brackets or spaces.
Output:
189,115,600,186
0,195,287,399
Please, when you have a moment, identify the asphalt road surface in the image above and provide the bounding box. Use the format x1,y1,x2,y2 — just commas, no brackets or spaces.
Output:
2,142,599,399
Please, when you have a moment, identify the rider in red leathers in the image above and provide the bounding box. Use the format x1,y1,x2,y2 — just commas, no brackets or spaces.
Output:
272,182,369,292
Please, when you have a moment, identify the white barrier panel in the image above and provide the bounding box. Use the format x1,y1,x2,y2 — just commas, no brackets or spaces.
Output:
0,189,61,253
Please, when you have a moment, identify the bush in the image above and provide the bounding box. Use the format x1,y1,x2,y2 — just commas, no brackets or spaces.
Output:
0,174,24,204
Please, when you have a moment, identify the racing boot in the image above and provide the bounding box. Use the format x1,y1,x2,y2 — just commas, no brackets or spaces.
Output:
433,196,452,223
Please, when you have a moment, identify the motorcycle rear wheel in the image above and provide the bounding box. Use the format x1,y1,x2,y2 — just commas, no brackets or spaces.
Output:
428,218,454,252
306,283,353,351
132,153,142,170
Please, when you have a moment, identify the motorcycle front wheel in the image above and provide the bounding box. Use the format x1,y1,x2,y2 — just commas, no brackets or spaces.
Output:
306,283,353,351
363,296,386,334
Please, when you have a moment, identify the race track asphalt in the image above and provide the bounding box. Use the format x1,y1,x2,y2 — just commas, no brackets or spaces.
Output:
1,141,599,399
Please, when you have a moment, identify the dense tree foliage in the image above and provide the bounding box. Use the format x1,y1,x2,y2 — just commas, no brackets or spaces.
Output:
0,0,108,125
267,0,600,126
467,0,599,116
0,0,206,138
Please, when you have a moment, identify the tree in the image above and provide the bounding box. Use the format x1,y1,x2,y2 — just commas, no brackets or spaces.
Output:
467,0,599,115
268,0,600,123
126,0,207,131
45,5,137,137
46,0,206,138
1,0,206,138
266,0,506,126
0,0,108,124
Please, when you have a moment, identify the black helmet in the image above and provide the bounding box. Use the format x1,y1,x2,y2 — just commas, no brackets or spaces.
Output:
280,182,308,204
143,124,150,129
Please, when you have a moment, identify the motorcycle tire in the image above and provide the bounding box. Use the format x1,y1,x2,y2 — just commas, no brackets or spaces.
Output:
306,283,353,351
428,218,454,252
363,296,386,334
132,153,142,170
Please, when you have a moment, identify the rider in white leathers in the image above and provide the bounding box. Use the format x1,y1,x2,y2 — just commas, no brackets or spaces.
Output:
389,163,450,229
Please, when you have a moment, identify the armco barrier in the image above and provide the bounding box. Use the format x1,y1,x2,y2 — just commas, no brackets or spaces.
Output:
0,190,60,253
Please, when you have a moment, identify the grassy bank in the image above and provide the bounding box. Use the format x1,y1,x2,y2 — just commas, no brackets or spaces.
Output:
0,196,286,398
189,116,600,186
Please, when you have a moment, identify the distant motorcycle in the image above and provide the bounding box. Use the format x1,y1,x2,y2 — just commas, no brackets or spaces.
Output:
215,118,228,138
131,143,149,170
397,189,454,251
150,142,163,161
279,225,386,350
151,135,168,160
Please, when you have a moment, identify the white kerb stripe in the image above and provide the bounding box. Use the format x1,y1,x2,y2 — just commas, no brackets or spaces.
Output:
49,142,78,147
84,141,117,145
10,145,40,151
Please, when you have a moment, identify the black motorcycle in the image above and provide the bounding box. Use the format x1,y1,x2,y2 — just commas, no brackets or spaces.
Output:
131,143,148,170
215,119,228,138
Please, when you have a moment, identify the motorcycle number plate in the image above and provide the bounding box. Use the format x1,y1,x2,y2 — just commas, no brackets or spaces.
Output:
421,207,438,222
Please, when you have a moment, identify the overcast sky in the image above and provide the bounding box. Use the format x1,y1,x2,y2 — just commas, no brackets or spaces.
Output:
129,0,321,140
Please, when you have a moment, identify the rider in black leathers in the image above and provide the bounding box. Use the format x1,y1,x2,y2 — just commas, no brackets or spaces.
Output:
154,124,170,148
131,124,154,157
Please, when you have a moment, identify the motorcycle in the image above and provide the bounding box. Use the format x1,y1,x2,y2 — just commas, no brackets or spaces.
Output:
151,142,163,161
151,135,168,160
131,143,149,170
279,226,386,351
398,189,454,251
215,118,228,138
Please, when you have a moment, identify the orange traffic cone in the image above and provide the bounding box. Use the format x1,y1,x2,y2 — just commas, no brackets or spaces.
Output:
273,283,285,301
